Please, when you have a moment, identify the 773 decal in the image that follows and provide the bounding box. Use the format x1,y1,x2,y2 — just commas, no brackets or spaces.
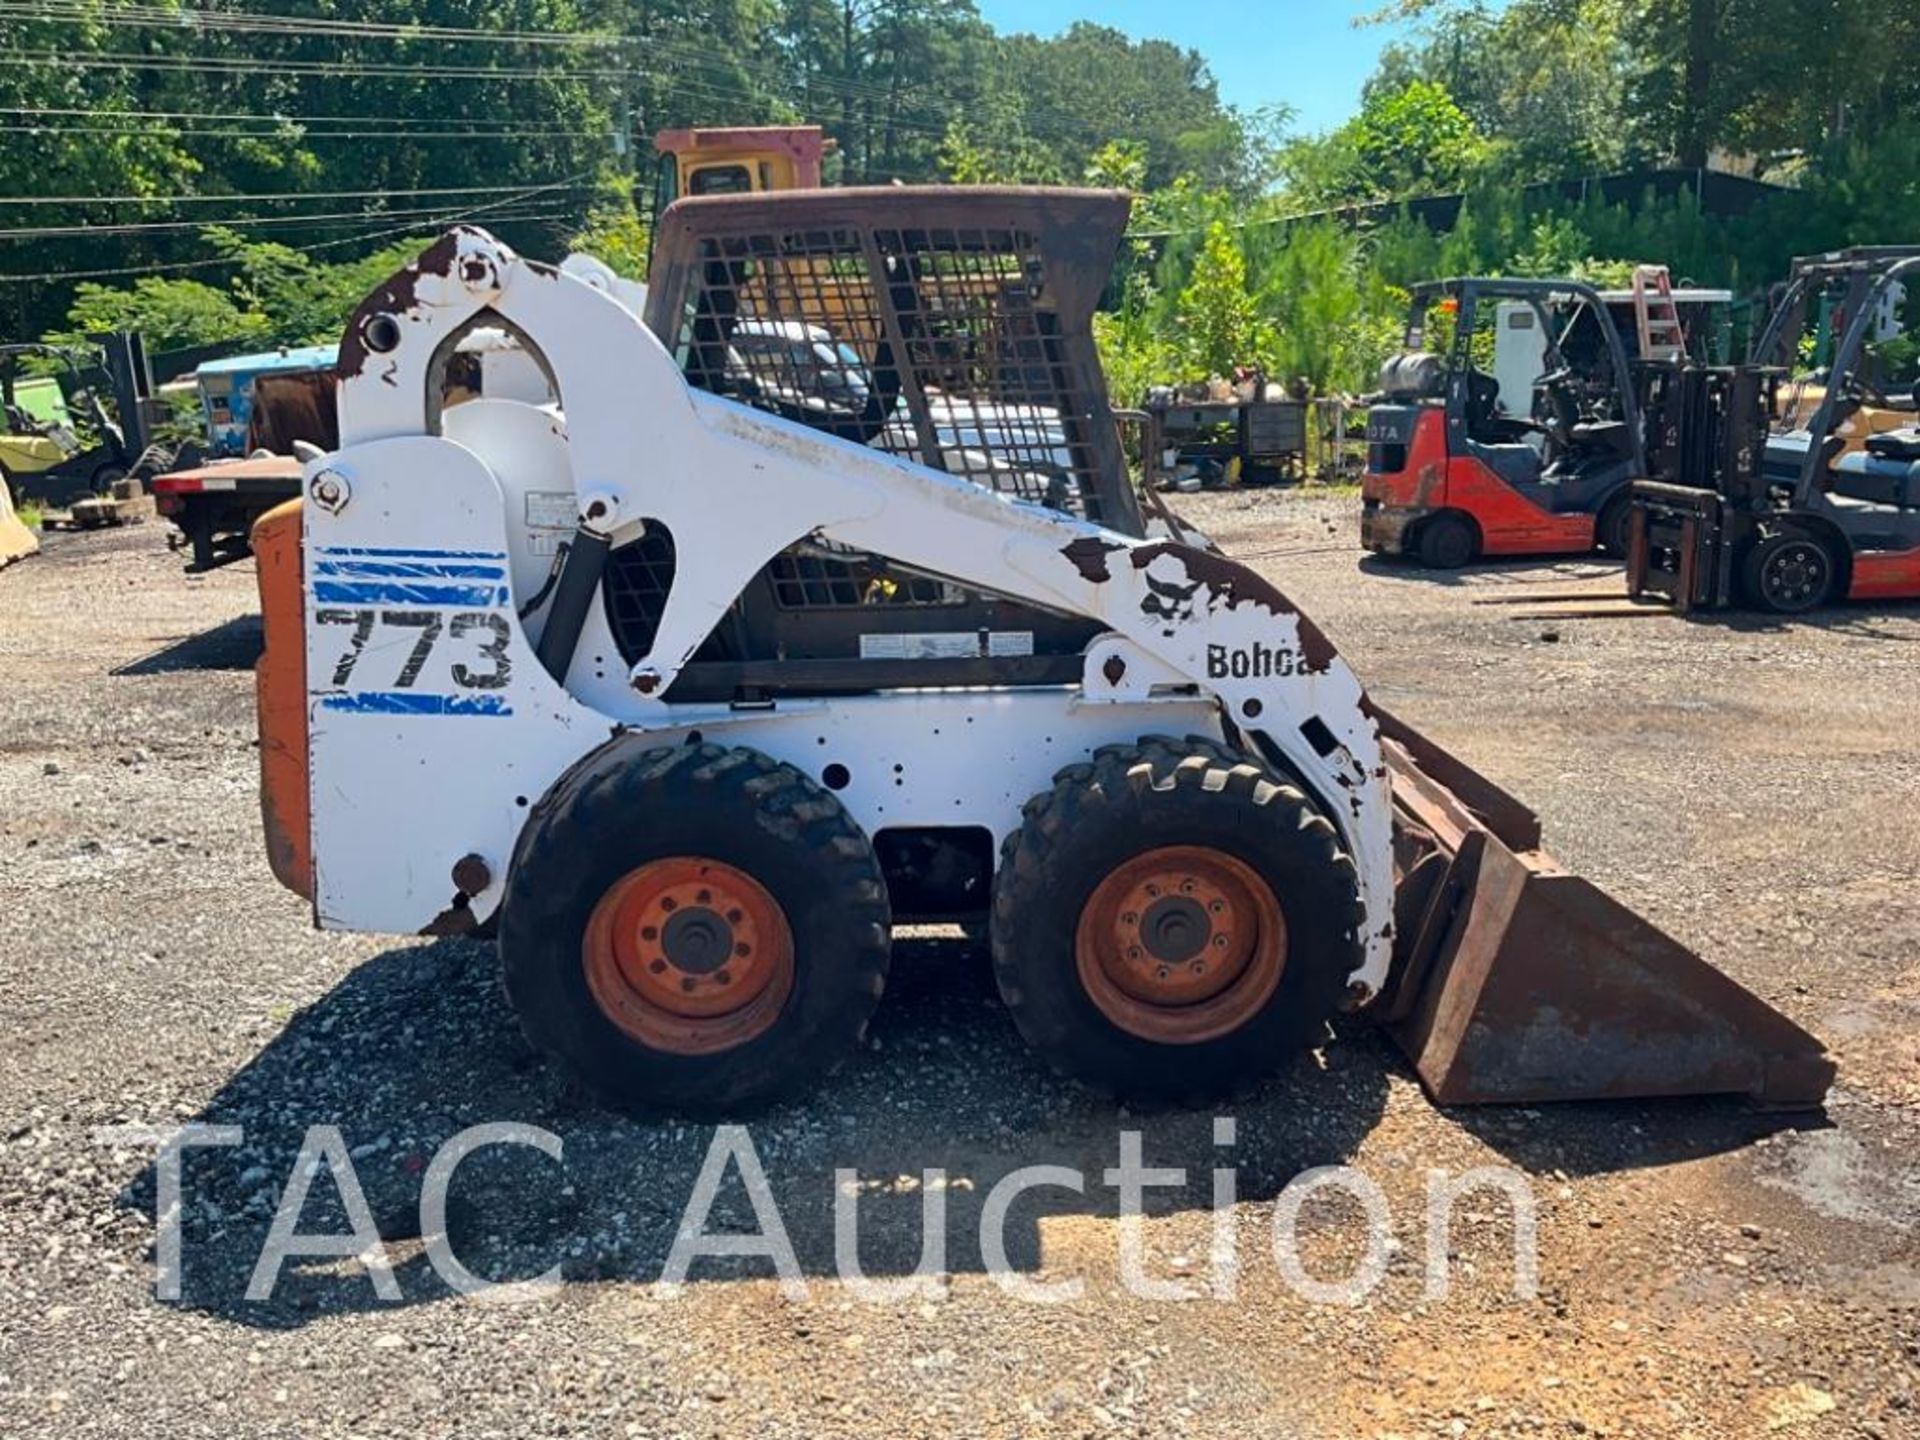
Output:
311,548,518,717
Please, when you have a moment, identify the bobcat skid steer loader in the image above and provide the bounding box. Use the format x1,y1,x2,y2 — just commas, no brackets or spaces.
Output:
251,201,1832,1115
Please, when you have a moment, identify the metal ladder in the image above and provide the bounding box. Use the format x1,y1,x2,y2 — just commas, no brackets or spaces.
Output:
1631,264,1687,363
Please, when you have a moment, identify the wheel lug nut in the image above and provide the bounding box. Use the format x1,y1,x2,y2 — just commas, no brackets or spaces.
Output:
660,897,677,912
1127,946,1142,961
1208,901,1224,914
727,908,744,923
1156,966,1170,980
641,925,658,940
716,969,732,985
1121,912,1137,925
735,942,750,957
679,977,697,992
649,959,667,974
1213,935,1227,948
697,889,712,904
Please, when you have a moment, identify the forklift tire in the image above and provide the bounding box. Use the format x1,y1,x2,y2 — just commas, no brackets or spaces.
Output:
1595,493,1634,559
499,740,891,1115
1741,531,1837,614
990,737,1363,1103
1415,512,1477,569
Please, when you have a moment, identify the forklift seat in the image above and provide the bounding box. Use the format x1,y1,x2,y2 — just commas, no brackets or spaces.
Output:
1570,419,1635,456
1865,428,1920,462
1834,446,1920,508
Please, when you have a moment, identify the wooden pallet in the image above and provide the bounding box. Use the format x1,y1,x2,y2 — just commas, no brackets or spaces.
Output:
42,494,156,531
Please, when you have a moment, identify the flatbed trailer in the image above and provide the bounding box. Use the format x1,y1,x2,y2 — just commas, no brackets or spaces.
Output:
151,455,304,571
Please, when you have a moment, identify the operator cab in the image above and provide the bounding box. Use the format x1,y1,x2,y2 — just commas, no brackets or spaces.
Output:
1363,278,1650,566
647,126,833,220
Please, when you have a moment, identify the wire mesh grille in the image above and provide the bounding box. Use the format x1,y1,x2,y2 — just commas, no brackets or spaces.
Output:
671,223,1103,523
766,550,952,608
608,189,1132,660
602,522,679,660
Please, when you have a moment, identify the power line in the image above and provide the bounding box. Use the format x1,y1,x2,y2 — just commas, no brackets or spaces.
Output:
0,195,592,239
0,122,604,142
0,5,1062,144
0,0,627,49
3,48,635,81
0,210,575,283
0,175,595,283
0,182,600,208
0,103,602,133
0,10,1096,154
0,1,961,116
0,2,906,105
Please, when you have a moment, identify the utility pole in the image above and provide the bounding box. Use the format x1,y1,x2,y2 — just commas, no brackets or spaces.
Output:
842,0,859,179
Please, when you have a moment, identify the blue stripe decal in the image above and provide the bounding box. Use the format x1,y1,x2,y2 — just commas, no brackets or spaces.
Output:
320,691,512,717
314,558,508,581
318,546,508,561
313,580,512,607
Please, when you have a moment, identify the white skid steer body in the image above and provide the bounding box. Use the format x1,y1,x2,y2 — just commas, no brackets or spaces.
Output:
296,227,1396,996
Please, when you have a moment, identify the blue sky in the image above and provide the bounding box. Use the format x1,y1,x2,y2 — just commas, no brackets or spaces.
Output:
973,1,1426,135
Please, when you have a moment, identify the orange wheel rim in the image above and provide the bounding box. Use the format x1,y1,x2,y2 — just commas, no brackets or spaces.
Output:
1074,845,1287,1044
583,857,794,1055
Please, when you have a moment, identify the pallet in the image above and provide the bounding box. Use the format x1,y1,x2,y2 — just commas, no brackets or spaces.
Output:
42,494,156,531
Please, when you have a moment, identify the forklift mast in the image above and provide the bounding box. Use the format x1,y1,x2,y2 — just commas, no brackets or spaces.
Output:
1785,253,1920,506
1626,366,1780,612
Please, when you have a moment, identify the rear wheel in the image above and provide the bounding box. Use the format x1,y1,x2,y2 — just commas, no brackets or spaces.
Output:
500,741,891,1114
1416,511,1477,569
991,737,1363,1102
1741,531,1837,614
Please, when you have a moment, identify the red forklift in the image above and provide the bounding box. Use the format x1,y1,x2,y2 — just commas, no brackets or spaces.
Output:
1361,277,1656,568
1629,249,1920,613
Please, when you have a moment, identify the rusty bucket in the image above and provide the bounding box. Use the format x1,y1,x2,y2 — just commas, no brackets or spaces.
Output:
1370,709,1834,1109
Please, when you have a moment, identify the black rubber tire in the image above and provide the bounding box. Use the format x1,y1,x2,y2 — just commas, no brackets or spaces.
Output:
1741,531,1837,614
1415,511,1478,569
1595,491,1634,559
990,735,1364,1104
500,740,891,1115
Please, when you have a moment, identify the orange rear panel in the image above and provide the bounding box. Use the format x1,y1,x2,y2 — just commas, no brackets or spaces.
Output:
1848,546,1920,601
252,500,313,902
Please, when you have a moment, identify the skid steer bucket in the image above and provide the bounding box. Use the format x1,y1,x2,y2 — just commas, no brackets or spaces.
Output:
1371,709,1834,1108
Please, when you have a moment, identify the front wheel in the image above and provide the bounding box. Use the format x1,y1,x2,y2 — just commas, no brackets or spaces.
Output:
1741,531,1837,614
1595,492,1634,559
991,737,1364,1103
500,741,891,1114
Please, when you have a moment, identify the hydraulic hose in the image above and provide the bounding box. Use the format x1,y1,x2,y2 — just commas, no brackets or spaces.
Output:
533,524,611,684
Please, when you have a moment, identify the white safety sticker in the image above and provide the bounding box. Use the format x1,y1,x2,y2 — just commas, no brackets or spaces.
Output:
524,490,577,530
858,631,1035,660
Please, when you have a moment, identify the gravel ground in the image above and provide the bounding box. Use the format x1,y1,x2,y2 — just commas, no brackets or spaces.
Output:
1,500,1916,1439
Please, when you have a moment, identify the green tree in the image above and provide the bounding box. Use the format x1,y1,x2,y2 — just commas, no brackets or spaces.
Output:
62,275,270,353
1173,220,1263,378
1348,79,1486,198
